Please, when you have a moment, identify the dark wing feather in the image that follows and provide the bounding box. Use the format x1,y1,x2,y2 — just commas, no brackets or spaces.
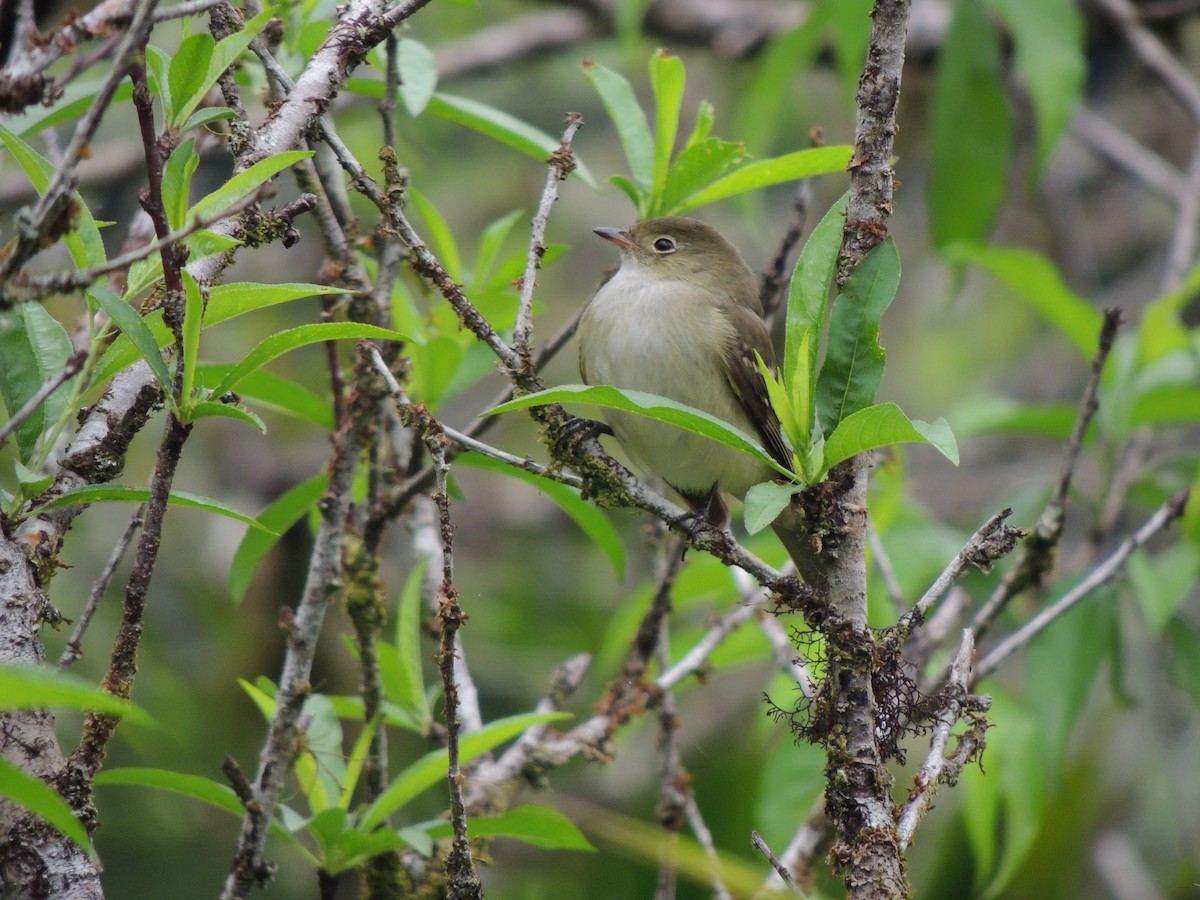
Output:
722,304,794,474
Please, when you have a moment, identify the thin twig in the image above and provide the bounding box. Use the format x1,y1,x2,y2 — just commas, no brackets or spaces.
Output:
896,630,983,844
1069,108,1184,201
893,509,1021,640
57,505,145,669
973,489,1190,682
514,112,584,359
972,310,1121,641
1093,0,1200,120
428,426,483,898
751,831,800,894
1162,132,1200,291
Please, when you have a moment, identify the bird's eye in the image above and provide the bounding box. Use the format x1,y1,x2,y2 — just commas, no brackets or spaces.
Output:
652,236,677,253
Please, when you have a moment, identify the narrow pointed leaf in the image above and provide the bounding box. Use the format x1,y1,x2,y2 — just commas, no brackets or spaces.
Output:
457,451,625,577
424,805,595,851
815,238,901,432
785,191,847,388
33,484,275,533
582,59,654,192
208,323,407,397
0,304,74,462
229,473,328,603
649,49,685,197
424,93,596,187
189,150,314,222
0,758,92,854
487,384,794,480
676,146,852,213
361,712,571,829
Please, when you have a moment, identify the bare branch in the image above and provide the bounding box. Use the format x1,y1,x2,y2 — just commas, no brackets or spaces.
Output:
896,631,988,844
513,112,584,360
974,489,1190,683
751,831,801,894
972,310,1121,641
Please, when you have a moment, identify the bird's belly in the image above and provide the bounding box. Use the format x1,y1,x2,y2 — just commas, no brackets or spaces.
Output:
581,278,774,497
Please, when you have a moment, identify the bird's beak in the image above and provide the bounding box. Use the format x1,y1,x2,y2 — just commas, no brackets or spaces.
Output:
593,226,638,251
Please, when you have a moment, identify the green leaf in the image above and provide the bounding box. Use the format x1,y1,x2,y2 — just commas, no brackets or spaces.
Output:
652,138,748,216
88,285,175,399
193,9,273,122
487,384,794,480
743,481,805,534
785,191,847,401
167,33,215,127
822,402,958,472
1137,261,1200,364
360,712,571,829
181,106,238,133
950,396,1078,439
815,238,901,432
189,150,314,222
408,336,464,413
0,757,93,854
296,694,344,814
929,0,1014,247
378,561,432,727
180,272,203,406
397,38,438,115
457,451,626,577
229,473,328,604
409,189,463,283
1128,544,1200,635
424,93,597,189
339,715,382,810
33,484,275,533
197,366,333,429
0,304,74,463
1130,385,1200,425
685,99,714,148
1166,619,1200,708
185,399,266,432
0,666,153,727
986,0,1084,173
145,45,172,115
424,805,595,851
8,79,134,139
677,145,852,213
161,139,199,230
205,282,348,327
471,208,524,291
649,49,685,198
208,323,408,398
582,59,654,194
947,244,1104,359
93,282,342,389
608,174,643,209
962,691,1045,897
96,767,242,816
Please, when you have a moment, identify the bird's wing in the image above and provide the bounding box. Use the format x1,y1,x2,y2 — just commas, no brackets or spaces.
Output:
722,304,794,474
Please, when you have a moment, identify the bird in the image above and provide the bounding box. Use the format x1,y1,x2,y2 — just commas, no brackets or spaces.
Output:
578,216,797,538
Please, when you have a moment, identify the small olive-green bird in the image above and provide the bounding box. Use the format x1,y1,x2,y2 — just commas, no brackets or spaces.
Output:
578,216,797,538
